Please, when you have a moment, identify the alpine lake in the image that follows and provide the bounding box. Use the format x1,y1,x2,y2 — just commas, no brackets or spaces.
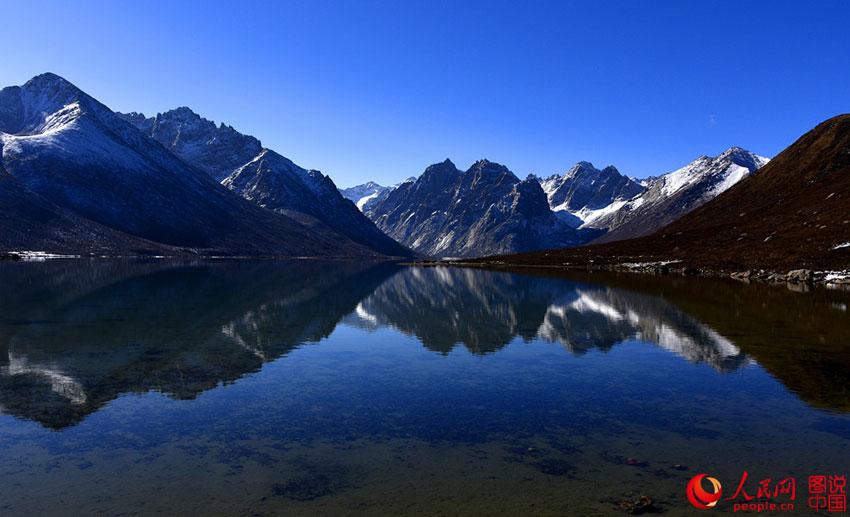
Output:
0,260,848,516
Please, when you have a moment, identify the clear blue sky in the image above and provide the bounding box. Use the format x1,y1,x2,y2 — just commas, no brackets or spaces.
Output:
2,0,848,186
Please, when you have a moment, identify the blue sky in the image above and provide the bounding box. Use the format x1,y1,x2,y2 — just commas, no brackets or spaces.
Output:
2,0,848,186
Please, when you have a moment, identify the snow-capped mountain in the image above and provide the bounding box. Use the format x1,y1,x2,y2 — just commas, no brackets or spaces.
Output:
340,181,390,211
121,108,411,257
539,162,645,228
0,73,376,256
535,149,768,244
339,178,415,215
368,159,599,257
490,116,850,272
590,147,769,242
0,73,769,259
363,148,764,257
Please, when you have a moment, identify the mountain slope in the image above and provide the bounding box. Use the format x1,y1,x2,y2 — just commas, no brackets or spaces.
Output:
121,108,411,257
591,147,769,242
0,163,172,254
475,115,850,271
369,159,593,257
0,73,368,257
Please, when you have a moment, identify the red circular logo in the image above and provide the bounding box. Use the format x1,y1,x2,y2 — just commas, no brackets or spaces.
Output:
687,474,723,509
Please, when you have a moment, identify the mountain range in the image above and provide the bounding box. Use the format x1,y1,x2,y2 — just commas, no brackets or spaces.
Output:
347,147,768,257
0,73,410,257
118,108,410,257
2,72,845,272
477,114,850,271
364,159,601,257
587,147,769,242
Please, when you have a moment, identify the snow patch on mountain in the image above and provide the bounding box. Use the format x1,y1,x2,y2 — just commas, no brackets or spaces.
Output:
340,178,415,215
356,191,381,210
585,147,769,242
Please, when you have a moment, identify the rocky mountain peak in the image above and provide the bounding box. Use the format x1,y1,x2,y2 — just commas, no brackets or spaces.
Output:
119,111,147,125
121,107,263,181
22,72,77,93
543,160,644,214
564,161,596,176
164,106,200,119
511,176,552,217
468,159,514,178
716,146,767,170
421,159,462,179
1,72,96,135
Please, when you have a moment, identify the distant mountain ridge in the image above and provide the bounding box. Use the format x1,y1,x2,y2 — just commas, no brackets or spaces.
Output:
119,107,412,257
340,179,414,216
358,148,767,257
367,159,597,257
590,147,769,242
539,162,644,226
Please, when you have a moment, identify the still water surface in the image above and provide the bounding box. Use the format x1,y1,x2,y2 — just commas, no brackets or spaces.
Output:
0,261,848,515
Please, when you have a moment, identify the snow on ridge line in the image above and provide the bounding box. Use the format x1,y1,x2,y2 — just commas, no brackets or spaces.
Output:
7,251,80,261
618,260,682,268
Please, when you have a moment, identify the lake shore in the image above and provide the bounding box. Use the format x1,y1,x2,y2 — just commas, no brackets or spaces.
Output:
404,258,850,290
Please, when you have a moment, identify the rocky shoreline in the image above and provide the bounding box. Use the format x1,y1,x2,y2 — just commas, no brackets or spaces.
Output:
403,259,850,291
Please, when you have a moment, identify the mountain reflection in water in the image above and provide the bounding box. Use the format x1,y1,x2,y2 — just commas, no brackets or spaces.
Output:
0,260,848,430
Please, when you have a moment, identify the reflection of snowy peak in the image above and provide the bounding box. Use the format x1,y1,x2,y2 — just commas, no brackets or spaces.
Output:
0,261,397,429
2,352,87,405
538,289,748,371
349,266,748,370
